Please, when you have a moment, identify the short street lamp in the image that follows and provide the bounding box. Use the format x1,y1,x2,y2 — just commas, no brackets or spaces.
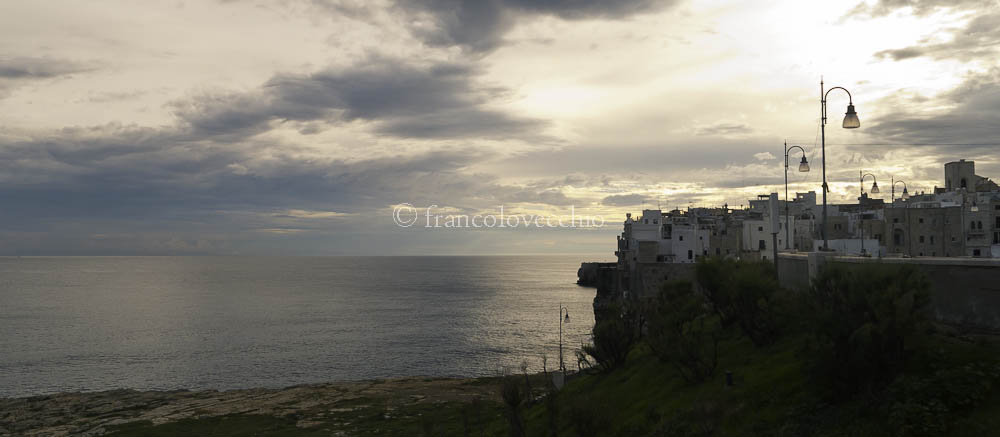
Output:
784,141,809,249
891,178,909,206
820,79,861,250
860,171,879,196
558,305,570,376
859,171,878,255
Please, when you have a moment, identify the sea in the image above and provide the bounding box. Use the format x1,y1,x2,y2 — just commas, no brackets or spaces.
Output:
0,256,602,398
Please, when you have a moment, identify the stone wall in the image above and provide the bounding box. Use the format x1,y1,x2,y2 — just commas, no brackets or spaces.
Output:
777,253,1000,332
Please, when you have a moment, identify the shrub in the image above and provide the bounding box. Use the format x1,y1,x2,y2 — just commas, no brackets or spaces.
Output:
696,258,784,346
888,362,1000,437
581,303,638,373
804,263,932,398
645,280,721,383
499,373,526,437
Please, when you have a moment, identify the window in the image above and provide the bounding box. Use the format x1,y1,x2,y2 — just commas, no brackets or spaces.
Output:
716,248,721,255
952,236,957,242
699,236,703,240
919,252,923,256
721,230,727,235
930,236,935,244
644,219,648,224
919,218,924,224
653,219,658,224
893,218,900,223
919,235,925,243
759,240,766,250
932,252,936,256
678,235,683,241
973,249,981,257
993,232,999,244
961,178,968,189
687,250,693,260
971,221,976,230
978,221,983,230
758,226,763,232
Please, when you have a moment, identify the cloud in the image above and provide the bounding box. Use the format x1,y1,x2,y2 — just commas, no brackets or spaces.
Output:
693,121,752,137
0,57,93,79
844,0,985,18
0,120,586,254
172,55,547,141
601,193,651,206
754,152,776,161
874,13,1000,62
400,0,679,53
0,57,95,98
865,68,1000,152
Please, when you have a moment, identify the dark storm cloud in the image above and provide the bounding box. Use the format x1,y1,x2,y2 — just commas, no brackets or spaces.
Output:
874,13,1000,62
400,0,678,53
865,68,1000,152
172,56,546,140
601,193,651,206
0,122,580,235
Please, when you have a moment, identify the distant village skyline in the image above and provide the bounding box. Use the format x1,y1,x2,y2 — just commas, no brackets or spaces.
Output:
2,0,999,255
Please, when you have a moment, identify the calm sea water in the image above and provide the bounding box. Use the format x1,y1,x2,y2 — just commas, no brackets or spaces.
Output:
0,256,599,398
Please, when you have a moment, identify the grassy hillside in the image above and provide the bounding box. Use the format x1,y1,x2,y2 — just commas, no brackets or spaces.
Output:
520,329,1000,436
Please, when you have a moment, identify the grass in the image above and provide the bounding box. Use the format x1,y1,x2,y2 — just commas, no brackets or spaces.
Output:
517,328,1000,436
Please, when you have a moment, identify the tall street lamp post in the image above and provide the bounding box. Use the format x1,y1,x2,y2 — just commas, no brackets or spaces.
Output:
859,171,879,255
891,178,909,206
820,79,861,250
784,141,809,250
558,304,570,376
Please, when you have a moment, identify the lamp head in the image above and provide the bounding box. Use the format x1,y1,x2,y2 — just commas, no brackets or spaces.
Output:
971,202,979,212
870,181,880,194
901,187,909,199
564,312,570,323
842,104,860,129
798,156,810,172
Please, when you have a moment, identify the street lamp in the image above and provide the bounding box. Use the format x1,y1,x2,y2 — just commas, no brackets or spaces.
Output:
558,304,570,376
820,79,860,251
784,141,809,249
858,171,878,255
891,178,908,206
860,172,879,196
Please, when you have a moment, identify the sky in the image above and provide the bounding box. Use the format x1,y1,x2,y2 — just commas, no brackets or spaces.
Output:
1,0,999,256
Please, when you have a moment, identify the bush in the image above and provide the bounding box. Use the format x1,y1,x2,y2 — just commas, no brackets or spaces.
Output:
696,258,784,346
499,373,526,437
581,303,638,373
804,263,932,398
888,362,1000,437
645,280,721,383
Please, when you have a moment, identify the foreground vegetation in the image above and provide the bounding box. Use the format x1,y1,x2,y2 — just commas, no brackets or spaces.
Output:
13,260,999,436
525,260,1000,436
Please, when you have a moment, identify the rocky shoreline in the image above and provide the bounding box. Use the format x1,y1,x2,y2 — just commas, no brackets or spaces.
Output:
1,377,502,436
